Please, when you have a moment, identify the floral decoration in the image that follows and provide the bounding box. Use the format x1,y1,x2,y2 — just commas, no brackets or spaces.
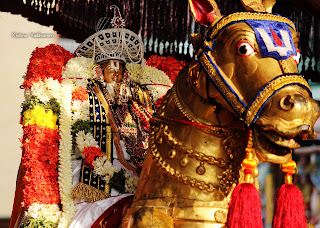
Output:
22,105,58,129
146,55,187,83
21,124,61,225
92,156,139,194
22,44,73,89
24,204,62,225
75,131,99,152
126,55,186,104
19,45,186,227
21,96,60,117
61,56,95,81
55,79,77,228
82,147,103,168
72,87,88,102
126,63,173,102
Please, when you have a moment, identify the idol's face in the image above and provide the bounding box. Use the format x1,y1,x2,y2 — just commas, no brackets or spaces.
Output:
101,60,124,83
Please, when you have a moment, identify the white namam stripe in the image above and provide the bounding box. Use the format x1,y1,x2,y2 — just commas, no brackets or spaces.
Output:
257,28,293,57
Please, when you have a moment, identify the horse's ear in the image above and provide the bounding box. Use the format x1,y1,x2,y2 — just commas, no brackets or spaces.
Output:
262,0,276,13
240,0,276,13
188,0,221,26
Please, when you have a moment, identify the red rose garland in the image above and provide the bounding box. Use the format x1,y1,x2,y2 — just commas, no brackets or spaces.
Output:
82,147,103,168
72,87,89,102
22,44,73,89
146,55,187,83
21,124,61,208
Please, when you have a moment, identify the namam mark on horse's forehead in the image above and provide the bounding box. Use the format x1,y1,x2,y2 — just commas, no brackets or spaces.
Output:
215,22,299,53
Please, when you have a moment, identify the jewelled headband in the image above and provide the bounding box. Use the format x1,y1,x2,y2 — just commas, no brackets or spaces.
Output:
207,12,296,40
197,12,311,126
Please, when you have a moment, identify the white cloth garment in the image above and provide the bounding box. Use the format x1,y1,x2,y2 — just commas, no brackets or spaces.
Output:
69,193,133,228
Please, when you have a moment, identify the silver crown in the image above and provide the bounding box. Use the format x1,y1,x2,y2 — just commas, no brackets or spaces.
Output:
75,5,144,64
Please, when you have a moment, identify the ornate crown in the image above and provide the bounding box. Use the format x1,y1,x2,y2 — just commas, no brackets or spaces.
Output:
75,5,144,64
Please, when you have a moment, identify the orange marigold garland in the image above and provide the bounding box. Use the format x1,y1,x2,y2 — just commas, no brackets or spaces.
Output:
22,44,73,89
21,124,61,208
146,55,187,83
82,147,103,168
72,86,89,102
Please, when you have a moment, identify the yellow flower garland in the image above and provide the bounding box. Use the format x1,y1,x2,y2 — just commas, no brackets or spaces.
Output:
22,105,58,129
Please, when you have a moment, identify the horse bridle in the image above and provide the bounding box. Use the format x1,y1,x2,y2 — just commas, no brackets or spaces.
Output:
196,12,312,127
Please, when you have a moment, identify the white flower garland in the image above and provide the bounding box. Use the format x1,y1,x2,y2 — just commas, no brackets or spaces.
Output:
75,131,99,153
29,78,63,104
93,156,119,183
126,63,173,102
62,57,95,80
71,100,90,123
25,203,62,224
56,79,77,228
92,156,139,193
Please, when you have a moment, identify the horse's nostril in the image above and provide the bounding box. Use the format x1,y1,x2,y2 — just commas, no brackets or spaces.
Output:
280,95,294,111
296,125,316,140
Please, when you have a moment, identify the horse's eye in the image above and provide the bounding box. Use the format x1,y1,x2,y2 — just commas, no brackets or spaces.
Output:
236,41,255,58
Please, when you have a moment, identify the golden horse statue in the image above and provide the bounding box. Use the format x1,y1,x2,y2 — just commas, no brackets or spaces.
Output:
121,0,320,227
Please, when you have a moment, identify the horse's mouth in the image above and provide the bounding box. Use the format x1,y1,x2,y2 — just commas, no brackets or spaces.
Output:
253,126,303,162
261,129,302,150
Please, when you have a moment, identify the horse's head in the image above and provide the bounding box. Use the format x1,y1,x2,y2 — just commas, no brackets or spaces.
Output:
188,0,320,164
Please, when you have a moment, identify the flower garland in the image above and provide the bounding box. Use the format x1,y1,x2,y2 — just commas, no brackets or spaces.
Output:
146,55,187,83
56,79,77,228
22,105,58,129
22,56,98,227
20,44,73,227
22,44,73,89
72,87,88,102
24,204,62,225
21,121,61,227
21,124,60,207
126,55,186,105
92,156,139,194
75,130,140,193
126,63,173,102
19,46,186,227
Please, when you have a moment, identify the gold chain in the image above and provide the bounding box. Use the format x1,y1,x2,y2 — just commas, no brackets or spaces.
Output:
149,123,233,196
150,133,227,196
160,123,229,168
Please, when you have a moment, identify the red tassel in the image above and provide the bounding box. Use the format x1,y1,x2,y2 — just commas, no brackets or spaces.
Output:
226,183,263,228
226,129,263,228
272,184,307,228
